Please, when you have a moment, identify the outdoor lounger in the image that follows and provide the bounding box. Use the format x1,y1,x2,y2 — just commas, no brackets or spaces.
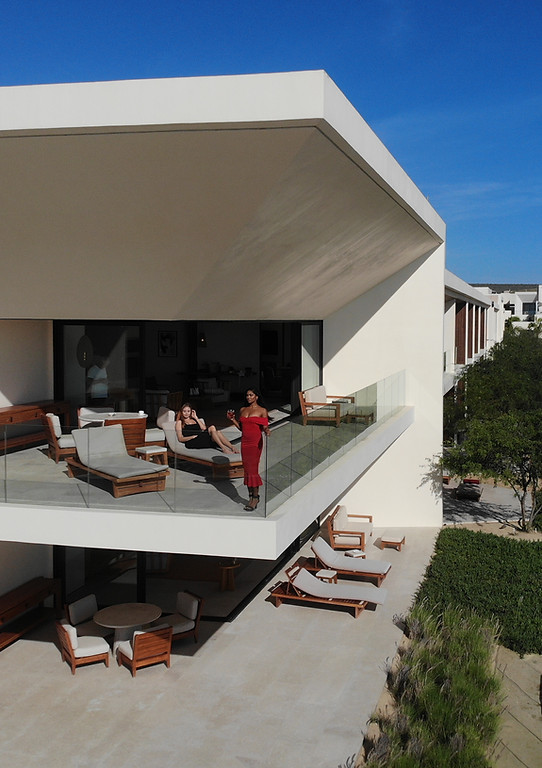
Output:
270,564,387,618
307,536,392,586
67,425,169,498
163,420,243,479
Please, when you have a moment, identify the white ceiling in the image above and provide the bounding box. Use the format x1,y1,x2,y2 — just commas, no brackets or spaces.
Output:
1,123,442,321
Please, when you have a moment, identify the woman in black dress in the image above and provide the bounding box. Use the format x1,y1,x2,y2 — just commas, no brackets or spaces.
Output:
175,403,239,453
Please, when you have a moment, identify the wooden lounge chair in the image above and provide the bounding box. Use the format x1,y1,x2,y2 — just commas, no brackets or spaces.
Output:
270,564,387,618
306,536,391,587
326,504,373,551
298,385,354,427
56,620,110,675
116,626,173,677
67,425,169,498
163,421,243,479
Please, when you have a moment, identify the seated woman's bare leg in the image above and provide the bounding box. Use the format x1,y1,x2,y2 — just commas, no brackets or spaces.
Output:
208,425,237,453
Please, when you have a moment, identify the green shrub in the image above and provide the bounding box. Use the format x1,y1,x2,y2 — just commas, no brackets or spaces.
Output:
415,527,542,655
365,603,502,768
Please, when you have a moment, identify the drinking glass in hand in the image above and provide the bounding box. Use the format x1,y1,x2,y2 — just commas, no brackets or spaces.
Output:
227,409,235,420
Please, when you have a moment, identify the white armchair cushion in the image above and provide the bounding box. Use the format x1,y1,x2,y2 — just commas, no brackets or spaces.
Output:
58,434,76,448
176,591,199,621
74,636,110,658
46,413,62,438
168,615,195,635
116,639,133,659
68,594,98,625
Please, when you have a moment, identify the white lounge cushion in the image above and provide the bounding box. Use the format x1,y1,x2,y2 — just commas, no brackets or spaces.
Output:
292,567,387,605
74,636,110,658
312,537,391,576
71,426,166,477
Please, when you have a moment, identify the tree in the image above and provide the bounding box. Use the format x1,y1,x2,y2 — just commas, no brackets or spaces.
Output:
445,324,542,531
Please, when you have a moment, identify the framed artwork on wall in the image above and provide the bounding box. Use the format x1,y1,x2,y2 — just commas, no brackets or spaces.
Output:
158,331,177,357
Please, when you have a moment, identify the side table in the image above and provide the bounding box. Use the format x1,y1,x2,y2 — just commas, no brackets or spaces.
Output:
316,569,337,584
136,446,168,465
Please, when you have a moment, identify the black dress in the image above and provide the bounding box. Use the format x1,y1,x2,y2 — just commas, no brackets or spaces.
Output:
182,421,214,449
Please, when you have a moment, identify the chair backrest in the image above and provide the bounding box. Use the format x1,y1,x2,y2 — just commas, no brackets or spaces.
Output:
299,385,327,416
67,593,98,625
104,417,146,455
311,536,337,567
44,412,62,438
332,505,348,530
176,591,200,620
72,425,127,466
132,626,172,663
156,407,175,429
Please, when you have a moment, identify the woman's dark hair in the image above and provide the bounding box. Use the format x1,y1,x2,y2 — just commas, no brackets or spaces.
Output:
245,388,267,409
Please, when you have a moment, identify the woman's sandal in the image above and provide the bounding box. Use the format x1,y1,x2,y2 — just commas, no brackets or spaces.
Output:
244,494,260,511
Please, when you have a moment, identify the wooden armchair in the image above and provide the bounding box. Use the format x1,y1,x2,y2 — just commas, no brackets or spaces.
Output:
298,385,354,427
41,413,76,463
326,504,373,551
160,590,203,643
116,626,173,677
55,620,110,675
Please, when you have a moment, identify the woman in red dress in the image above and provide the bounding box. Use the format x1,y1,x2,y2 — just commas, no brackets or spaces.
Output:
228,388,270,510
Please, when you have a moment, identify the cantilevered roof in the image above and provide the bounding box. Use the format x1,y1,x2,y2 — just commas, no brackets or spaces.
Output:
0,71,445,321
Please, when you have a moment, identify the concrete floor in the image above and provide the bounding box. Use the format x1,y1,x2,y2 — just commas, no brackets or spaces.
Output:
1,527,438,768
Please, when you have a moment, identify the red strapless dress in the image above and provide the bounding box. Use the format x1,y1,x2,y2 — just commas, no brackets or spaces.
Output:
240,416,268,487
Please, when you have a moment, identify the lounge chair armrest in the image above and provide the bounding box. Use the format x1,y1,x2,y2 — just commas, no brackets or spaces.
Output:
327,395,355,402
333,528,363,538
348,514,373,522
305,401,337,407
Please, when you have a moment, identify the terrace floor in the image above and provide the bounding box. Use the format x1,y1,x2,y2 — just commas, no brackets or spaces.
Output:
2,525,439,768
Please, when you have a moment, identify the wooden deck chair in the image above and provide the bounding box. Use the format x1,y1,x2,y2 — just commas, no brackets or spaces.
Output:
307,536,391,587
270,564,387,618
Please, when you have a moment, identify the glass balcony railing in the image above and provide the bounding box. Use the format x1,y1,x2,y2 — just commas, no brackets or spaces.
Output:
262,370,406,514
0,371,406,518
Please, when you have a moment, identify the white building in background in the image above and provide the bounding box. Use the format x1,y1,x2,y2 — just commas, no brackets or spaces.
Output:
0,72,445,598
474,284,542,329
443,270,508,395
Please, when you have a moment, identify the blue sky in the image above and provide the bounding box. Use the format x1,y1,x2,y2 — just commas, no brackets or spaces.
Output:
1,0,540,283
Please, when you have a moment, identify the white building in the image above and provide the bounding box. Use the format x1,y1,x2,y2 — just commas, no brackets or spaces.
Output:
443,270,507,395
474,283,542,329
0,72,445,600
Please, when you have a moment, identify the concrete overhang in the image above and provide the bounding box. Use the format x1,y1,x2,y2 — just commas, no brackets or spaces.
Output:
445,269,490,307
0,71,444,321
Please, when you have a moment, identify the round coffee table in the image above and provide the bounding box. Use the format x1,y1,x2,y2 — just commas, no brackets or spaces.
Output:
94,602,162,651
